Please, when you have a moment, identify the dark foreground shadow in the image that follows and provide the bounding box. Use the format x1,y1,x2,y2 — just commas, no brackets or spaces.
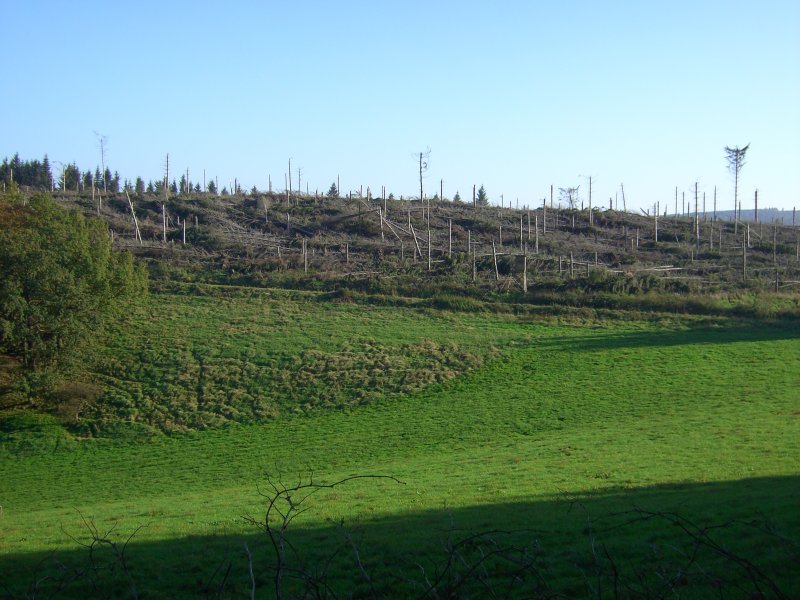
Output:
533,319,800,354
1,476,798,599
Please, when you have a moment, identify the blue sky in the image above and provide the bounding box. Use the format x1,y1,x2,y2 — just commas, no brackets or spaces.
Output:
3,1,799,211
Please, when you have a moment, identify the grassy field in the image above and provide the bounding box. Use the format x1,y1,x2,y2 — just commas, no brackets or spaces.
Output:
1,287,799,597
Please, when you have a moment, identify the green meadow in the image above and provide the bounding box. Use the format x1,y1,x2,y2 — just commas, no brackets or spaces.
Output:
1,287,799,597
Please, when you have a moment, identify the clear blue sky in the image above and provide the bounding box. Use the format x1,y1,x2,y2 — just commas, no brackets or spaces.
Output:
3,1,799,211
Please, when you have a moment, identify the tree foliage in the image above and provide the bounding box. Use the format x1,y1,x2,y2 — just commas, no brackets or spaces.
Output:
58,163,81,191
1,154,53,190
0,190,147,372
476,185,488,206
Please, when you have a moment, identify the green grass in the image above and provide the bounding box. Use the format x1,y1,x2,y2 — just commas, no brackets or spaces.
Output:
81,288,507,432
1,286,799,597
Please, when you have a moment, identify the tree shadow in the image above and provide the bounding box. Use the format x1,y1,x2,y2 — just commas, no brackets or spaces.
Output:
1,475,798,598
532,320,800,354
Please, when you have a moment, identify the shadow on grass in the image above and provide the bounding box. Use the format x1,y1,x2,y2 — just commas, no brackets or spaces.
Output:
1,475,798,598
534,320,800,353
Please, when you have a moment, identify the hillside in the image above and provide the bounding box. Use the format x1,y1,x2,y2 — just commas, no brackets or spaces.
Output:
48,189,800,307
1,188,799,597
1,290,799,597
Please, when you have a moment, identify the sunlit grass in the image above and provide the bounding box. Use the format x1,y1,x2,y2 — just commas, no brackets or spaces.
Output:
1,287,798,595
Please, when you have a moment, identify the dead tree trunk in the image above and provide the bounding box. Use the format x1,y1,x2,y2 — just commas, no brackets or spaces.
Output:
448,218,452,258
742,235,747,281
419,153,424,206
654,209,659,243
409,222,423,258
164,153,169,202
522,253,528,292
427,227,432,272
713,186,717,222
543,198,547,235
588,176,593,225
773,226,777,264
492,240,499,281
755,189,759,224
702,192,706,222
695,182,700,247
472,242,477,283
125,191,142,244
527,210,531,241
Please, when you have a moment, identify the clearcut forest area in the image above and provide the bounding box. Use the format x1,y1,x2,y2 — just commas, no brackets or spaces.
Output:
1,180,799,598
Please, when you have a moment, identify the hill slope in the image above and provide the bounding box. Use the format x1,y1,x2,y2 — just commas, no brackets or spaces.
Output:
1,290,798,597
49,189,800,300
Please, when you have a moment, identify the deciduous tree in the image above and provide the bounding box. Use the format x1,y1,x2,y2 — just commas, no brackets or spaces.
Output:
0,191,147,373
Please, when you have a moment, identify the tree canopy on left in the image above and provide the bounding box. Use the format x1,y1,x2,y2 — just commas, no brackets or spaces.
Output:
0,188,147,374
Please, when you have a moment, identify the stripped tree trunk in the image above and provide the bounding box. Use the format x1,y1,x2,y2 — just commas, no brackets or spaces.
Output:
448,219,452,258
125,191,143,244
522,253,528,292
492,240,499,281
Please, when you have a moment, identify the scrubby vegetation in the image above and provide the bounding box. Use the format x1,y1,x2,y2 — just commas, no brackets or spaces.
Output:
26,181,800,305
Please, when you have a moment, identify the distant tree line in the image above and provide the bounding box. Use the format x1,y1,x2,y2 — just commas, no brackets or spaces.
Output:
1,154,53,190
1,154,122,194
1,153,456,203
3,153,494,206
2,153,223,197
